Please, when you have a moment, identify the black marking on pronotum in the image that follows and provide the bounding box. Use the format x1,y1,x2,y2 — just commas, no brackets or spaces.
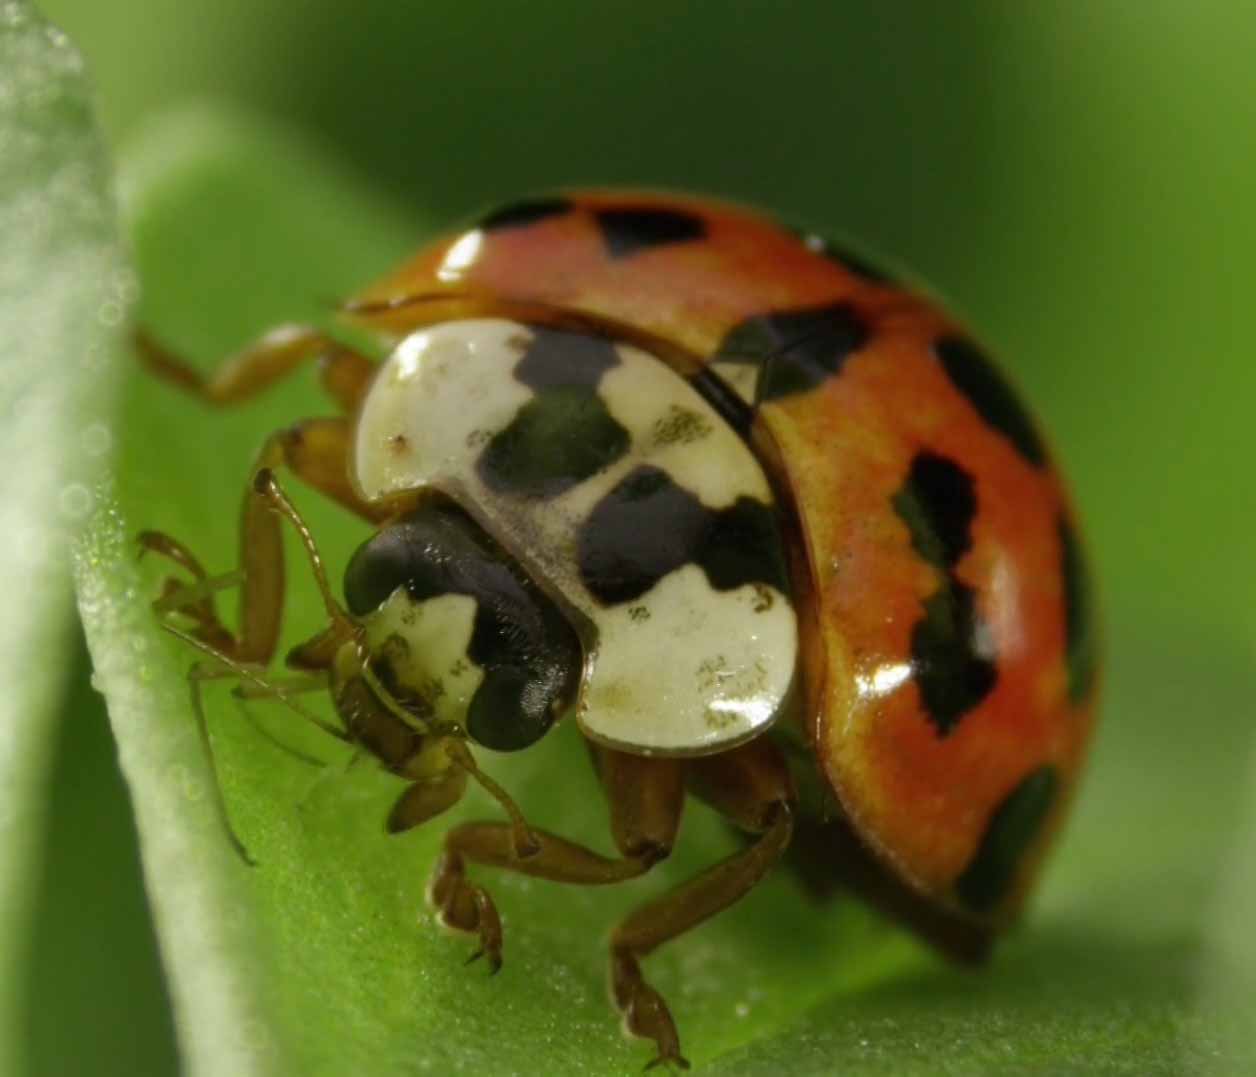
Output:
478,196,574,232
935,335,1048,468
714,303,870,404
477,327,630,500
593,207,707,260
892,452,997,735
511,325,621,391
578,465,788,606
1058,514,1097,703
343,502,582,752
956,765,1059,912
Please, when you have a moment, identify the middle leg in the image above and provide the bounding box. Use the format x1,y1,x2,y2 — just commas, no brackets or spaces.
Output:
610,736,796,1070
427,750,685,973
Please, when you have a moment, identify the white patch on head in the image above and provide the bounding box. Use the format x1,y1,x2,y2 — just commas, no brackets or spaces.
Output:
361,588,485,729
354,318,798,755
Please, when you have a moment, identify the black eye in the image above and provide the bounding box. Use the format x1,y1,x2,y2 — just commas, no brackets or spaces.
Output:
467,667,555,751
344,525,423,615
342,501,488,614
344,502,583,752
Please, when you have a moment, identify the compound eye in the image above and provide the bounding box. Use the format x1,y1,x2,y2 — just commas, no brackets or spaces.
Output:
343,503,582,753
344,526,422,615
466,667,556,751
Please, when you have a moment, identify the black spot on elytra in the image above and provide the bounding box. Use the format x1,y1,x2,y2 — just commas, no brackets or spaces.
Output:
895,453,978,568
956,766,1058,912
593,207,706,259
478,196,573,231
477,327,629,500
578,465,788,606
714,303,870,404
343,501,582,752
892,452,997,735
912,587,997,733
1058,514,1097,703
936,335,1048,468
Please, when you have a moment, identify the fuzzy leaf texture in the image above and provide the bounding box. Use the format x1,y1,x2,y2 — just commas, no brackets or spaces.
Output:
0,5,127,1073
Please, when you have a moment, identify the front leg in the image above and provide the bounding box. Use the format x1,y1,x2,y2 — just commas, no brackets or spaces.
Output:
425,743,791,1069
140,433,368,862
427,751,684,974
142,416,378,664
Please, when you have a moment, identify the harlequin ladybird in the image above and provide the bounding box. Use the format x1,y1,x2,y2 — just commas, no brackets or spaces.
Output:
139,190,1098,1070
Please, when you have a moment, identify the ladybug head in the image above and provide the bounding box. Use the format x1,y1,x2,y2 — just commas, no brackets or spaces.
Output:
341,496,582,751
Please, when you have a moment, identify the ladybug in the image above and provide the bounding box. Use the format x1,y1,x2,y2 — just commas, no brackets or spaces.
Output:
139,190,1098,1070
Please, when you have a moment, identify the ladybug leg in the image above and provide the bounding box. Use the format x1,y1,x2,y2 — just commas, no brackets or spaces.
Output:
426,753,684,976
227,676,340,768
182,659,260,865
138,530,238,653
388,768,469,835
610,737,795,1071
428,825,654,974
136,324,375,413
142,438,368,864
142,417,377,664
168,653,351,867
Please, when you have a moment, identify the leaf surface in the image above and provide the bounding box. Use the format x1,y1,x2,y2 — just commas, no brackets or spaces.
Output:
0,6,126,1072
75,108,1256,1075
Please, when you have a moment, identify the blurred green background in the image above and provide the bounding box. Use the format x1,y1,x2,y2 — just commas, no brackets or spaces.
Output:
21,2,1256,1074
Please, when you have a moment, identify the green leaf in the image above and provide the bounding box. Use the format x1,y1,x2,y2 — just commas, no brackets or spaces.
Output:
74,106,1256,1076
0,5,127,1073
